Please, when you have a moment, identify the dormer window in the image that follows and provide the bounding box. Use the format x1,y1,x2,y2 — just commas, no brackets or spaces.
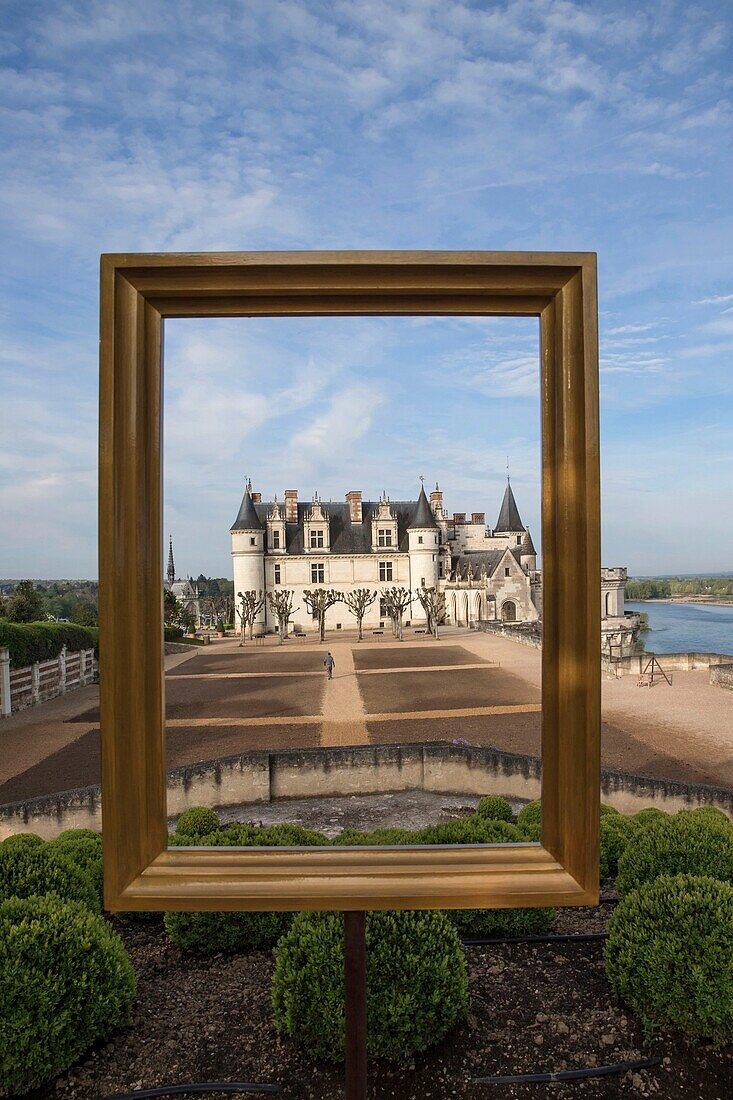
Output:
272,530,280,549
310,530,324,548
378,528,392,547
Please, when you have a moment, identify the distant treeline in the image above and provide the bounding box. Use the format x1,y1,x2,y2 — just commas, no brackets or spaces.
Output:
626,577,733,600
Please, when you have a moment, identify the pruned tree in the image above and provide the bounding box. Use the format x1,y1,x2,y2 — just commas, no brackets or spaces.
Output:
267,589,299,644
212,592,234,627
237,589,265,644
380,586,412,641
302,588,342,643
415,586,446,639
341,588,377,641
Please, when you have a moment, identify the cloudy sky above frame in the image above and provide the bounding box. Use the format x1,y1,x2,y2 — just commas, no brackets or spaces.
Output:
1,0,732,579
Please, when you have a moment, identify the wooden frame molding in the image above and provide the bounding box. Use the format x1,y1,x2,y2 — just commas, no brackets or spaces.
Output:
99,251,600,912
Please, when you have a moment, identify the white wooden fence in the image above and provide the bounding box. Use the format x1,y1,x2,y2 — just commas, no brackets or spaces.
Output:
0,646,98,718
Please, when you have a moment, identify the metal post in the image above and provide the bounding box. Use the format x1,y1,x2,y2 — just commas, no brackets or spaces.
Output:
0,647,10,718
344,911,367,1100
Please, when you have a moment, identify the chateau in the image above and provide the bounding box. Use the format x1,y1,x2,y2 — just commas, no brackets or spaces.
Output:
230,479,631,640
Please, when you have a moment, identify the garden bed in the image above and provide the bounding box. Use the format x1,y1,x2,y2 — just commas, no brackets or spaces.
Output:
33,902,732,1100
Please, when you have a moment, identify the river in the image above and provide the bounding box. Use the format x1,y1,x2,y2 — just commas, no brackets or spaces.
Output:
626,600,733,655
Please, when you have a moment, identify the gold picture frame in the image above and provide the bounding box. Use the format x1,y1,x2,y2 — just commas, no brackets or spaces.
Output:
99,251,600,912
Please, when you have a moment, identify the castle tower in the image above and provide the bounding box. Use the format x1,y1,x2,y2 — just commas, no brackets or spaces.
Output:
494,477,525,535
407,484,440,622
230,481,266,636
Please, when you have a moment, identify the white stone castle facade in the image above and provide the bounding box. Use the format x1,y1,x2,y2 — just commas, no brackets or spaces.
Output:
230,479,630,639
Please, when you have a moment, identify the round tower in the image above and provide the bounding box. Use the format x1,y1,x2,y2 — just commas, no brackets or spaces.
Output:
407,484,440,624
230,481,266,636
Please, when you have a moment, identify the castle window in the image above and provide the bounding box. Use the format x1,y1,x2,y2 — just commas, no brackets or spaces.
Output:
378,528,392,547
311,563,324,583
418,535,423,544
505,566,510,577
379,561,393,581
274,565,281,585
250,537,256,546
272,530,280,549
310,530,324,548
517,535,522,545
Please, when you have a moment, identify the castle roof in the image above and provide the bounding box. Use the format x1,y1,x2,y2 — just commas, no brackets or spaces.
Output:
452,547,522,579
494,480,524,533
408,486,439,530
231,486,264,531
520,528,536,556
236,498,431,554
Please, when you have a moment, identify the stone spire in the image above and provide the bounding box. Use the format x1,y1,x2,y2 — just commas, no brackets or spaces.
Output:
167,536,175,586
495,478,524,533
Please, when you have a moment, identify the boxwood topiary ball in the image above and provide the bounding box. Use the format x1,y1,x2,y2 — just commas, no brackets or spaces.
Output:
0,833,44,851
600,813,637,883
516,799,542,840
272,909,469,1062
617,812,733,897
0,895,136,1094
475,795,513,822
605,874,733,1044
174,806,221,838
48,834,104,907
0,842,100,914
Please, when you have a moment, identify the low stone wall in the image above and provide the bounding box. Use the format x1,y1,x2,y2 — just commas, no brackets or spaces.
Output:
710,662,733,691
474,621,542,648
2,740,731,840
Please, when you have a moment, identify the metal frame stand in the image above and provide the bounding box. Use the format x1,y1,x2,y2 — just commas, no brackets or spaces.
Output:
344,912,367,1100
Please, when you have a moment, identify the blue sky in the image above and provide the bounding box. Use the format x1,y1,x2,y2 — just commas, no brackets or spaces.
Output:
1,0,731,579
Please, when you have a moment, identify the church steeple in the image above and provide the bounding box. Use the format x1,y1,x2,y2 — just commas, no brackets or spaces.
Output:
167,536,176,586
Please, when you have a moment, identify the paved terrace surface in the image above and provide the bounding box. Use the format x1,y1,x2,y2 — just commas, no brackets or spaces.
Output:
0,627,731,804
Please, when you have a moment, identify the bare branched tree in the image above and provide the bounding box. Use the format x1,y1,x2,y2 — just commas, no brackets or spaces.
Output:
415,586,446,639
340,588,377,641
212,593,234,627
267,589,299,644
380,586,412,641
237,589,265,644
302,588,342,643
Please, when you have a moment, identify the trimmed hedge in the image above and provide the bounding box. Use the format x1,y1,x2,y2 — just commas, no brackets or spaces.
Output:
0,621,98,667
164,909,290,954
0,833,43,851
164,625,184,641
175,806,220,838
617,812,733,898
0,842,100,913
600,813,637,883
516,799,542,840
171,823,330,848
605,874,733,1043
272,910,469,1062
475,795,513,822
0,895,136,1094
448,904,556,938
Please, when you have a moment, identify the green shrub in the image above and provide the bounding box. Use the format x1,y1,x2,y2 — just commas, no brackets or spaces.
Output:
0,621,98,667
48,834,103,907
448,905,556,938
475,796,513,822
631,807,668,829
175,806,220,838
164,625,184,642
334,827,417,846
0,833,43,851
0,895,135,1094
414,817,523,846
171,823,329,848
164,909,289,954
272,910,469,1062
600,803,620,817
0,842,100,913
516,799,542,840
600,813,637,883
677,807,732,827
617,813,733,897
605,874,733,1043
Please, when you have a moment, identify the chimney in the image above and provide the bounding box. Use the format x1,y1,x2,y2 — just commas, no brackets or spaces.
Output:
284,489,298,523
346,490,363,523
252,492,262,503
472,512,485,525
453,512,466,524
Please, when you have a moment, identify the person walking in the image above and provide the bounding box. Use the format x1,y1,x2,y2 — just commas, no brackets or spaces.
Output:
324,651,335,680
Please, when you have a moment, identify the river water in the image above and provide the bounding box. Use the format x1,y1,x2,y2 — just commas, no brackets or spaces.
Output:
626,600,733,655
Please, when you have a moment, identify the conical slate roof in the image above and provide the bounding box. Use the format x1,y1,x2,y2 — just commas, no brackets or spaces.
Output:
408,485,439,529
495,480,524,533
520,528,536,556
230,486,264,531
